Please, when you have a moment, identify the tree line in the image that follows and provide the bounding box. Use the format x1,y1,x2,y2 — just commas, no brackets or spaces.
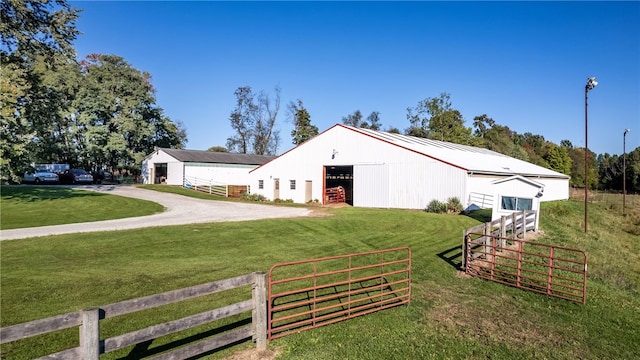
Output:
1,0,186,183
230,87,638,194
2,0,638,195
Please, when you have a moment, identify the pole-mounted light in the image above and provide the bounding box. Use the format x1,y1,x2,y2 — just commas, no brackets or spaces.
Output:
586,77,598,91
584,77,597,233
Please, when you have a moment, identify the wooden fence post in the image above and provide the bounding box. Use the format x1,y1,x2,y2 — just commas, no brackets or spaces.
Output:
81,308,100,360
500,216,507,247
252,272,267,351
484,222,491,256
511,212,517,239
521,210,526,240
461,230,467,270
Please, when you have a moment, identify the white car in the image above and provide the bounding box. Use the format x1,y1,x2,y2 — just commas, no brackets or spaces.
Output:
23,169,59,184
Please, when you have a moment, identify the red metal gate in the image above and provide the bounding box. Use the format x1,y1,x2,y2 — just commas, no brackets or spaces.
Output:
267,247,411,340
465,233,588,304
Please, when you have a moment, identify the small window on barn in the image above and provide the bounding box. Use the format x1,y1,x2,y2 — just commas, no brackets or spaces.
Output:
501,196,533,211
290,180,296,190
258,180,264,189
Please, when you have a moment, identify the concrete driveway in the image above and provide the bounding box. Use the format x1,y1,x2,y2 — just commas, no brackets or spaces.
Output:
0,185,311,241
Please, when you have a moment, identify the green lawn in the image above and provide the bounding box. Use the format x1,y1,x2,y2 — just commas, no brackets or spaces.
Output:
1,187,638,359
0,186,164,229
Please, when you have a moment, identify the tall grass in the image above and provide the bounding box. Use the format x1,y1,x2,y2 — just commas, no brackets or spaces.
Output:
1,188,638,359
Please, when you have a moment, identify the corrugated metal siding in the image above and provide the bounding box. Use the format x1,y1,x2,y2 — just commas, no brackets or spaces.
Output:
184,163,256,185
354,164,389,208
534,178,569,201
388,160,467,209
167,162,184,185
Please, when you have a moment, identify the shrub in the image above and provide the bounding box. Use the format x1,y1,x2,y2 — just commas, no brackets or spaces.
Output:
447,197,463,213
426,199,447,213
241,192,267,202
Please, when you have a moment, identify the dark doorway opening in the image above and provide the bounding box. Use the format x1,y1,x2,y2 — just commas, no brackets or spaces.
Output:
324,165,353,205
154,163,167,184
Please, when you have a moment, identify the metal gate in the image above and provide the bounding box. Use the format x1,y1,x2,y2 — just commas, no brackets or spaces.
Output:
267,247,411,340
465,233,588,304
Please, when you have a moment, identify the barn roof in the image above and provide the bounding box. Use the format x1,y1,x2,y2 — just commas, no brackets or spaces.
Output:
341,125,570,179
159,148,275,165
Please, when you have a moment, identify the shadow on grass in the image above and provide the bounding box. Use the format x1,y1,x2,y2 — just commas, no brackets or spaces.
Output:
461,208,492,223
117,317,252,359
433,209,490,271
0,185,105,202
436,245,463,270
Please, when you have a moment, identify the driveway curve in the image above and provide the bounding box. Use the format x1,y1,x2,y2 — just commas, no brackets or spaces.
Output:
0,185,311,241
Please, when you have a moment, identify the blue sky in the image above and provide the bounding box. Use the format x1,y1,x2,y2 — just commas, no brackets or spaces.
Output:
71,1,639,156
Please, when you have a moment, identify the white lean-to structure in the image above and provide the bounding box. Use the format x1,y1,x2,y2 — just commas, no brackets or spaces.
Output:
248,124,570,212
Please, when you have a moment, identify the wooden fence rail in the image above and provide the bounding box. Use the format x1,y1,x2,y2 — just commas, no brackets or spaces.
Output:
183,176,249,198
461,210,537,269
0,272,267,359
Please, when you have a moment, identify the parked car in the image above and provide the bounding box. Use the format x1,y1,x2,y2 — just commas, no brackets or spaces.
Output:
59,169,94,184
23,169,59,184
92,171,121,185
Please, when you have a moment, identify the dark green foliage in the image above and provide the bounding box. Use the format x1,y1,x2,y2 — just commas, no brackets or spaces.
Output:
241,192,267,202
425,199,447,213
1,2,186,180
447,197,463,213
289,99,318,145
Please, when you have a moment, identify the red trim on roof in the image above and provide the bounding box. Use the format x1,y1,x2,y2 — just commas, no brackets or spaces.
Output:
249,124,342,173
338,124,469,171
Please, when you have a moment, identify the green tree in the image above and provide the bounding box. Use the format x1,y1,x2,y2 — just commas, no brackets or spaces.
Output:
28,53,83,166
626,147,640,194
560,139,573,149
252,86,281,155
545,144,572,176
472,114,495,139
516,132,548,167
569,147,598,189
406,93,473,144
227,86,254,154
207,146,228,152
597,153,620,191
227,86,280,155
480,124,529,161
289,99,318,145
0,0,80,182
74,54,185,172
365,111,382,130
342,110,382,130
342,110,364,128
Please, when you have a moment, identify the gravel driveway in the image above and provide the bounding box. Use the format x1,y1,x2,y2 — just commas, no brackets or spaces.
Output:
0,185,311,241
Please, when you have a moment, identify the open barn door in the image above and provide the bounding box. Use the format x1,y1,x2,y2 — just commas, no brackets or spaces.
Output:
324,165,353,205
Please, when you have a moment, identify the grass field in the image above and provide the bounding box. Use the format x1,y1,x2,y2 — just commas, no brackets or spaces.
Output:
0,186,638,359
0,186,164,229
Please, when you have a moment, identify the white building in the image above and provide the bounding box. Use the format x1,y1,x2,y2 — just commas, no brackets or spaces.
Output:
142,148,274,186
248,124,570,212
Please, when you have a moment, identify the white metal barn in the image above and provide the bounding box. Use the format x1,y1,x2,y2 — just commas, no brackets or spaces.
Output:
248,124,570,212
142,148,274,186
